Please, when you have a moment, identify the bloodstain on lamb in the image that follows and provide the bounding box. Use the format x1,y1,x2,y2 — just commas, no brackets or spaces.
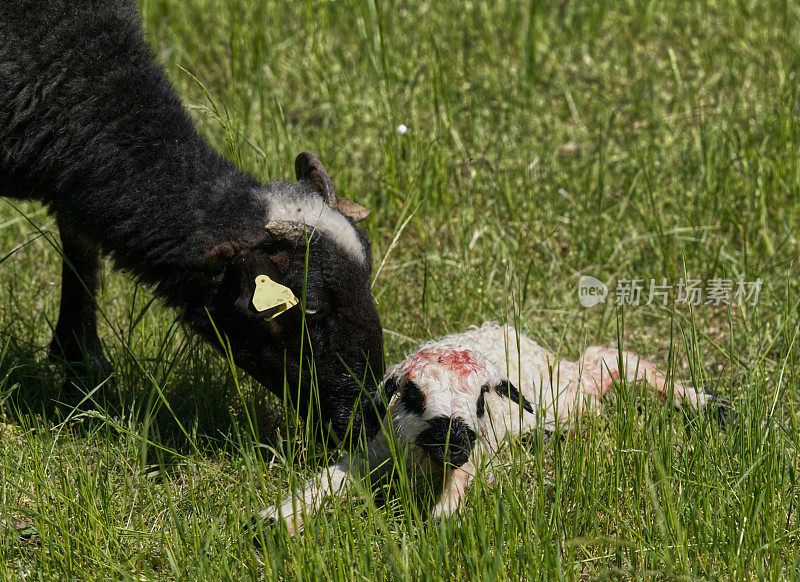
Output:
401,349,482,378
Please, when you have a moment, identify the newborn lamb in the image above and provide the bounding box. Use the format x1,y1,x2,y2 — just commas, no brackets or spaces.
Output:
260,322,729,535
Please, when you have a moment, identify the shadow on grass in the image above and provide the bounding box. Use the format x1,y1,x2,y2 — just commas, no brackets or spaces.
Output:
0,332,292,464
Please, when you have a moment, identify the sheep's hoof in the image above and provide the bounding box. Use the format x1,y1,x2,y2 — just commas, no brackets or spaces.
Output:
49,339,114,393
704,391,736,429
62,359,115,396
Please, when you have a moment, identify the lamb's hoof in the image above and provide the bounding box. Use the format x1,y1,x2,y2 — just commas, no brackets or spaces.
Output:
249,510,295,546
249,512,276,548
704,391,736,429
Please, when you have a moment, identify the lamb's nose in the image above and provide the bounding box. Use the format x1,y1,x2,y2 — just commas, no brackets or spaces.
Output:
418,416,477,467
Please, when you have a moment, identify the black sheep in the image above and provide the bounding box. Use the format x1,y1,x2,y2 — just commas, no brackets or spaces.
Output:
0,1,384,442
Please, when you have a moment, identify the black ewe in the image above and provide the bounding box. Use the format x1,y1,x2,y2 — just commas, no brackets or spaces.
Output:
0,1,384,442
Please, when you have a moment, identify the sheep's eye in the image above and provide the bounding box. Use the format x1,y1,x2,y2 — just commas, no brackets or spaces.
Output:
304,300,321,315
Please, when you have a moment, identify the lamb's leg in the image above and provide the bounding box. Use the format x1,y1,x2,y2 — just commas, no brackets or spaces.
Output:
258,457,355,537
48,220,112,385
430,462,476,520
577,347,731,422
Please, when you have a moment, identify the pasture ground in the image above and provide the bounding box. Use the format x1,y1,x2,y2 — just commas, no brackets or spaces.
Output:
1,0,799,579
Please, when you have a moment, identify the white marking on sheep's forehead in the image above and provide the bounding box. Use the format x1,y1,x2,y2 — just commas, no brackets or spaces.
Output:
265,190,367,264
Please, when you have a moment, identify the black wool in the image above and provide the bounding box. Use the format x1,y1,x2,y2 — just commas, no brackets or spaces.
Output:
0,0,384,444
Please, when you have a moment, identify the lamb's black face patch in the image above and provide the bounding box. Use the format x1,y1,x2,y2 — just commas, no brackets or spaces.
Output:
417,416,477,467
476,391,486,418
401,380,426,415
494,380,534,414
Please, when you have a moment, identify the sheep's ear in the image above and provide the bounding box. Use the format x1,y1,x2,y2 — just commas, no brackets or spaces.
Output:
228,247,296,320
295,151,336,207
204,241,240,281
382,375,401,401
295,151,371,223
208,242,295,321
205,240,288,279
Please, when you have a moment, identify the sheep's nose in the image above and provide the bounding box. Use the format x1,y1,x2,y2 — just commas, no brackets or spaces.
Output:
418,416,477,467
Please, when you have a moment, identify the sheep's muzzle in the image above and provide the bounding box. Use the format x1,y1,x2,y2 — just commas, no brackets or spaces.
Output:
417,416,476,467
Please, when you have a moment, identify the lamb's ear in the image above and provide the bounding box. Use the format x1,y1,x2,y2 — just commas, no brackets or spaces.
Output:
295,151,371,223
205,242,238,268
494,380,534,414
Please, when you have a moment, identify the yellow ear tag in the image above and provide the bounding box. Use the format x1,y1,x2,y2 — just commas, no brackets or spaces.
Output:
252,275,299,320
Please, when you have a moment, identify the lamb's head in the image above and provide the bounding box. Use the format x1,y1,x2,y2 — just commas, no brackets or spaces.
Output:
198,153,384,444
377,347,512,467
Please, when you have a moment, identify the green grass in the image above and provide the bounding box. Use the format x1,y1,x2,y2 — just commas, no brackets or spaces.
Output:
2,0,800,578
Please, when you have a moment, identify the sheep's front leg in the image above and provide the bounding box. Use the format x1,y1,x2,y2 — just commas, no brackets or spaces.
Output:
258,458,354,537
430,462,476,520
49,218,112,386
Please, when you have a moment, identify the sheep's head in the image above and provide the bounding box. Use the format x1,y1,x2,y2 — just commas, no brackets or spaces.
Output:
375,347,521,467
198,153,384,445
